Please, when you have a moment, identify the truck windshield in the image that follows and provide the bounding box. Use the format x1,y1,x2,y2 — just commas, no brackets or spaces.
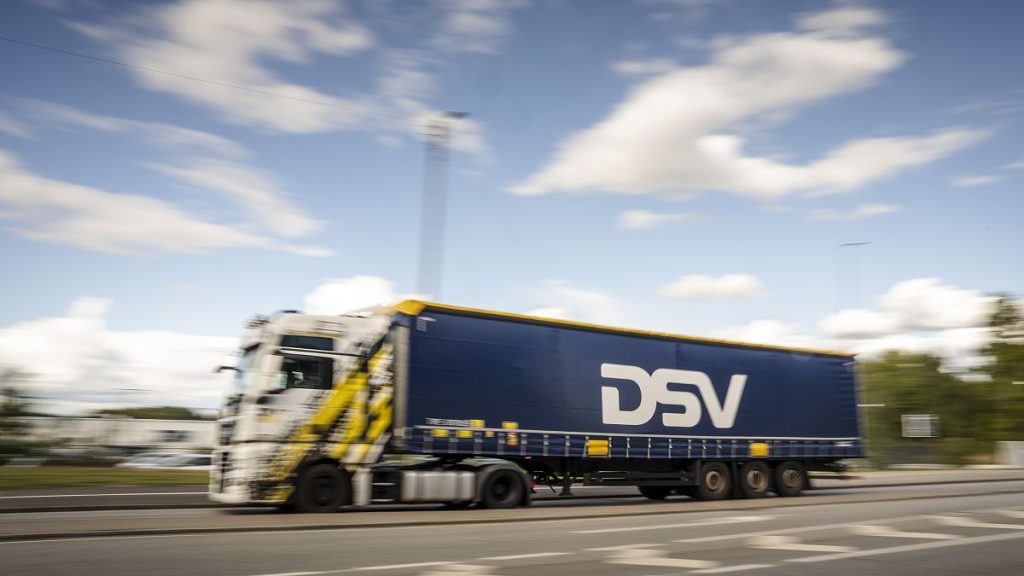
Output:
233,346,259,398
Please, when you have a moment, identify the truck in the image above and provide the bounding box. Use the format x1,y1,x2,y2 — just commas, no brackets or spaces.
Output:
209,300,861,512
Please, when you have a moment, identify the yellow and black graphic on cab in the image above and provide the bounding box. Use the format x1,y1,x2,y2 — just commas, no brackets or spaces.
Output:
265,335,394,493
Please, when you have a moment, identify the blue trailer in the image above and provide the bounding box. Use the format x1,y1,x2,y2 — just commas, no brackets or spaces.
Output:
210,301,861,511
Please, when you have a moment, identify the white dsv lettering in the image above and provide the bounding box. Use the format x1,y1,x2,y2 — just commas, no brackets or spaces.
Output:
600,363,747,428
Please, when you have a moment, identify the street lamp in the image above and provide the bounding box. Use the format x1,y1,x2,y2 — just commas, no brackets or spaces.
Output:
417,111,467,300
834,242,870,310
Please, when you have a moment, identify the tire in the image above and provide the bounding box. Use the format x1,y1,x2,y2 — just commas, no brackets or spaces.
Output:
480,469,526,509
738,461,770,499
295,463,349,513
773,461,806,497
638,486,673,500
695,462,732,501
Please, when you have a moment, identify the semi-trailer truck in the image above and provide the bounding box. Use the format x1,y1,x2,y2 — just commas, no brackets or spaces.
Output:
209,300,861,512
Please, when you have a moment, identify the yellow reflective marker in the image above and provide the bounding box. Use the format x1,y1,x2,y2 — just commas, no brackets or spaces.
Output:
432,428,450,438
502,421,518,430
749,442,770,458
457,429,473,438
470,419,485,428
587,439,609,457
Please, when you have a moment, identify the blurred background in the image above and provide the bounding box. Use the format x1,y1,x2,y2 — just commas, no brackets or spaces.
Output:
0,0,1022,473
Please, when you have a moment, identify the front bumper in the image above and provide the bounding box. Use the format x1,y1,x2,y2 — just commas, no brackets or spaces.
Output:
209,444,291,505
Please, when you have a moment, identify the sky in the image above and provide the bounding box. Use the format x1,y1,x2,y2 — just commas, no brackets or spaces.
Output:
0,0,1021,415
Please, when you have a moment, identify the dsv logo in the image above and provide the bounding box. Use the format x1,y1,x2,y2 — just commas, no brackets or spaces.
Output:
600,364,747,428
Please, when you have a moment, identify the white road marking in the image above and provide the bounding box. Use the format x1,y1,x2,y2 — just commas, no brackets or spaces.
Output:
849,525,958,540
252,572,326,576
931,515,1024,530
418,564,492,576
574,515,772,534
356,561,455,571
605,547,719,569
0,492,203,499
748,535,855,553
788,530,1024,563
691,564,775,574
585,543,659,551
675,514,923,543
477,552,570,561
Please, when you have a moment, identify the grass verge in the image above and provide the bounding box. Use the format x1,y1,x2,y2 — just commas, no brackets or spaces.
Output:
0,466,208,490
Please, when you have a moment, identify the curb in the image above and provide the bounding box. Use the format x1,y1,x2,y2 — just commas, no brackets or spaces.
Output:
2,484,1022,542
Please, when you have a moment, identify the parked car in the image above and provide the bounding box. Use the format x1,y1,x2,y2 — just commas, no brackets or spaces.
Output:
146,453,212,471
114,451,183,469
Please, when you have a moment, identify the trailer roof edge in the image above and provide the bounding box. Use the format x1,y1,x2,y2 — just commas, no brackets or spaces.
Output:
390,300,854,359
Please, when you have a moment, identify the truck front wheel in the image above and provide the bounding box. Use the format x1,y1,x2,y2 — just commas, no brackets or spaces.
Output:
295,463,350,513
695,462,732,501
480,469,526,509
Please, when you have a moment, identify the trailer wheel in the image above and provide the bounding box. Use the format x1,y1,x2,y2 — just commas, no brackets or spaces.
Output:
638,486,673,500
480,469,525,509
295,463,349,513
738,461,770,499
695,462,732,501
773,461,806,497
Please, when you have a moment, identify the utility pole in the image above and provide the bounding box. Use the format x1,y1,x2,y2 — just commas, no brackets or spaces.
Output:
834,242,870,310
417,111,466,300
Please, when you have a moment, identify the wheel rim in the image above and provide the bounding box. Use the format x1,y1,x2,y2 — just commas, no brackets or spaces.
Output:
491,476,512,502
782,468,801,489
705,470,724,492
312,474,336,507
747,469,767,491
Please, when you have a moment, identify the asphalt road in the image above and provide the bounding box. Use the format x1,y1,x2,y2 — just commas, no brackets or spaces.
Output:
3,480,1024,575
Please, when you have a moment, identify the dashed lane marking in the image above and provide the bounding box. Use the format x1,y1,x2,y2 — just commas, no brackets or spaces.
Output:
788,530,1024,564
849,525,958,540
605,547,719,570
747,535,855,553
574,515,772,534
585,543,660,551
477,553,571,561
691,564,775,574
931,515,1024,530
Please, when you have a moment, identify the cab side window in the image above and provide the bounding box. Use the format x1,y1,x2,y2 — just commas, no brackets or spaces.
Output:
278,355,334,391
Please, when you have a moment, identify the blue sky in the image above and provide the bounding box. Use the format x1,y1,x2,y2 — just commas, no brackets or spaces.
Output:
0,0,1020,413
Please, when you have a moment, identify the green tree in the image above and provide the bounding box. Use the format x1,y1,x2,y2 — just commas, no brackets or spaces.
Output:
980,296,1024,442
859,352,986,466
0,369,35,457
92,406,211,421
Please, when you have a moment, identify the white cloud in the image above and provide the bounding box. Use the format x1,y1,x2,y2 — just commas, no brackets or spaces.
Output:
0,110,34,139
879,278,995,331
617,209,708,230
0,298,237,414
612,58,679,77
807,202,901,221
304,276,400,316
711,319,821,349
1002,158,1024,170
951,174,1004,187
73,0,376,134
526,281,627,326
0,150,327,256
797,6,888,34
660,274,762,299
148,159,321,238
511,7,987,201
26,100,244,157
819,308,899,338
433,0,525,54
